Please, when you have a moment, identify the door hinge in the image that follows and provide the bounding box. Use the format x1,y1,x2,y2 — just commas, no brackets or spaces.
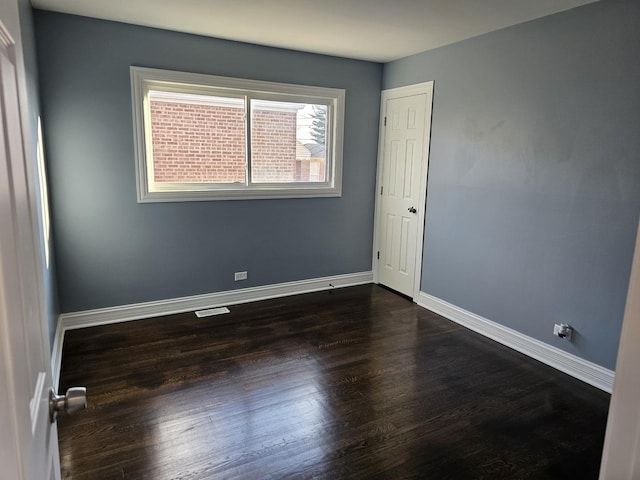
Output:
380,186,383,195
377,251,380,260
384,116,387,126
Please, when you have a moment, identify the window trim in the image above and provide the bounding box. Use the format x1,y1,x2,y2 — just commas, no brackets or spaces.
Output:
130,66,345,202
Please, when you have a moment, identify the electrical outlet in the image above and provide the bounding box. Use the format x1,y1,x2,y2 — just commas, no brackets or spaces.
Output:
553,323,573,341
234,271,248,281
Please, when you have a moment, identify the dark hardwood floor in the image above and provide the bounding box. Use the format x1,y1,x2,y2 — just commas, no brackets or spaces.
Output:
58,285,610,479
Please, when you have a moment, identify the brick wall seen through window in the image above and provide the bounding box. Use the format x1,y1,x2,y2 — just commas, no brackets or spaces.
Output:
149,99,326,184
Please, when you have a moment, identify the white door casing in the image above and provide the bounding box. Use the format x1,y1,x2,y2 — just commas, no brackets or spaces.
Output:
374,82,433,299
599,218,640,479
0,17,61,480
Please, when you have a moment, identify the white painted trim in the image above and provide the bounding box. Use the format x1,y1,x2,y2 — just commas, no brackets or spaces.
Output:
373,81,434,299
372,93,386,285
58,271,373,332
149,89,245,108
51,318,64,391
599,220,640,479
416,291,615,393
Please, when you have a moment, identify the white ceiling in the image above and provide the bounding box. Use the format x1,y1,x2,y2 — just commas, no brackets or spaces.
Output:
31,0,598,62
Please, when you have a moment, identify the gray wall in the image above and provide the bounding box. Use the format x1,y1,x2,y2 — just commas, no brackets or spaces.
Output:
34,11,382,314
18,0,59,348
384,0,640,369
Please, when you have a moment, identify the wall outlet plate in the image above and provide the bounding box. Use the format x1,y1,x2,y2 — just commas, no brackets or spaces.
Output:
234,271,248,281
554,323,573,341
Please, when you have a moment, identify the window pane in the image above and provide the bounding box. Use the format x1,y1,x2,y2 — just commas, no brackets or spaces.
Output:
250,100,327,184
148,91,246,184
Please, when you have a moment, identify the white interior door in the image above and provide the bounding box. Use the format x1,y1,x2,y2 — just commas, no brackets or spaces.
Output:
375,83,433,298
0,26,61,480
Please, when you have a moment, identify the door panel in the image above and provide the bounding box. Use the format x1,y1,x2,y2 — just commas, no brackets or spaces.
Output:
403,140,415,198
384,213,395,269
377,91,430,297
399,217,410,274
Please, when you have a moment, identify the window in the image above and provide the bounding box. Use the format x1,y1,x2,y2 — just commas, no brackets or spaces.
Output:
130,67,345,202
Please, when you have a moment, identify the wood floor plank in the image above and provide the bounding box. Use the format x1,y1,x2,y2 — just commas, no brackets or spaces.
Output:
57,285,609,479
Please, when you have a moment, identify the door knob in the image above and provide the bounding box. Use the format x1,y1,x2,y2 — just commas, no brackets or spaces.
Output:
49,387,87,422
408,206,417,214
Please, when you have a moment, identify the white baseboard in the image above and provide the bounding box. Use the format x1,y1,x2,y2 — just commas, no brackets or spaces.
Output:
52,271,373,384
416,291,615,393
59,271,373,331
52,274,612,394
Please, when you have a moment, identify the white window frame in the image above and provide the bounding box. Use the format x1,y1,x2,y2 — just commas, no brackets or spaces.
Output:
130,66,345,202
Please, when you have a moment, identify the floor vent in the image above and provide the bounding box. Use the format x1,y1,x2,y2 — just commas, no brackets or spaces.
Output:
195,307,230,318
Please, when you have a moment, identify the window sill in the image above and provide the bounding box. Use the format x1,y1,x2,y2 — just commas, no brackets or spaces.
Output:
137,186,342,203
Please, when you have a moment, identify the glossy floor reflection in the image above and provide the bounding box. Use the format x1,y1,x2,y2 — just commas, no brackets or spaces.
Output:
58,285,609,479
